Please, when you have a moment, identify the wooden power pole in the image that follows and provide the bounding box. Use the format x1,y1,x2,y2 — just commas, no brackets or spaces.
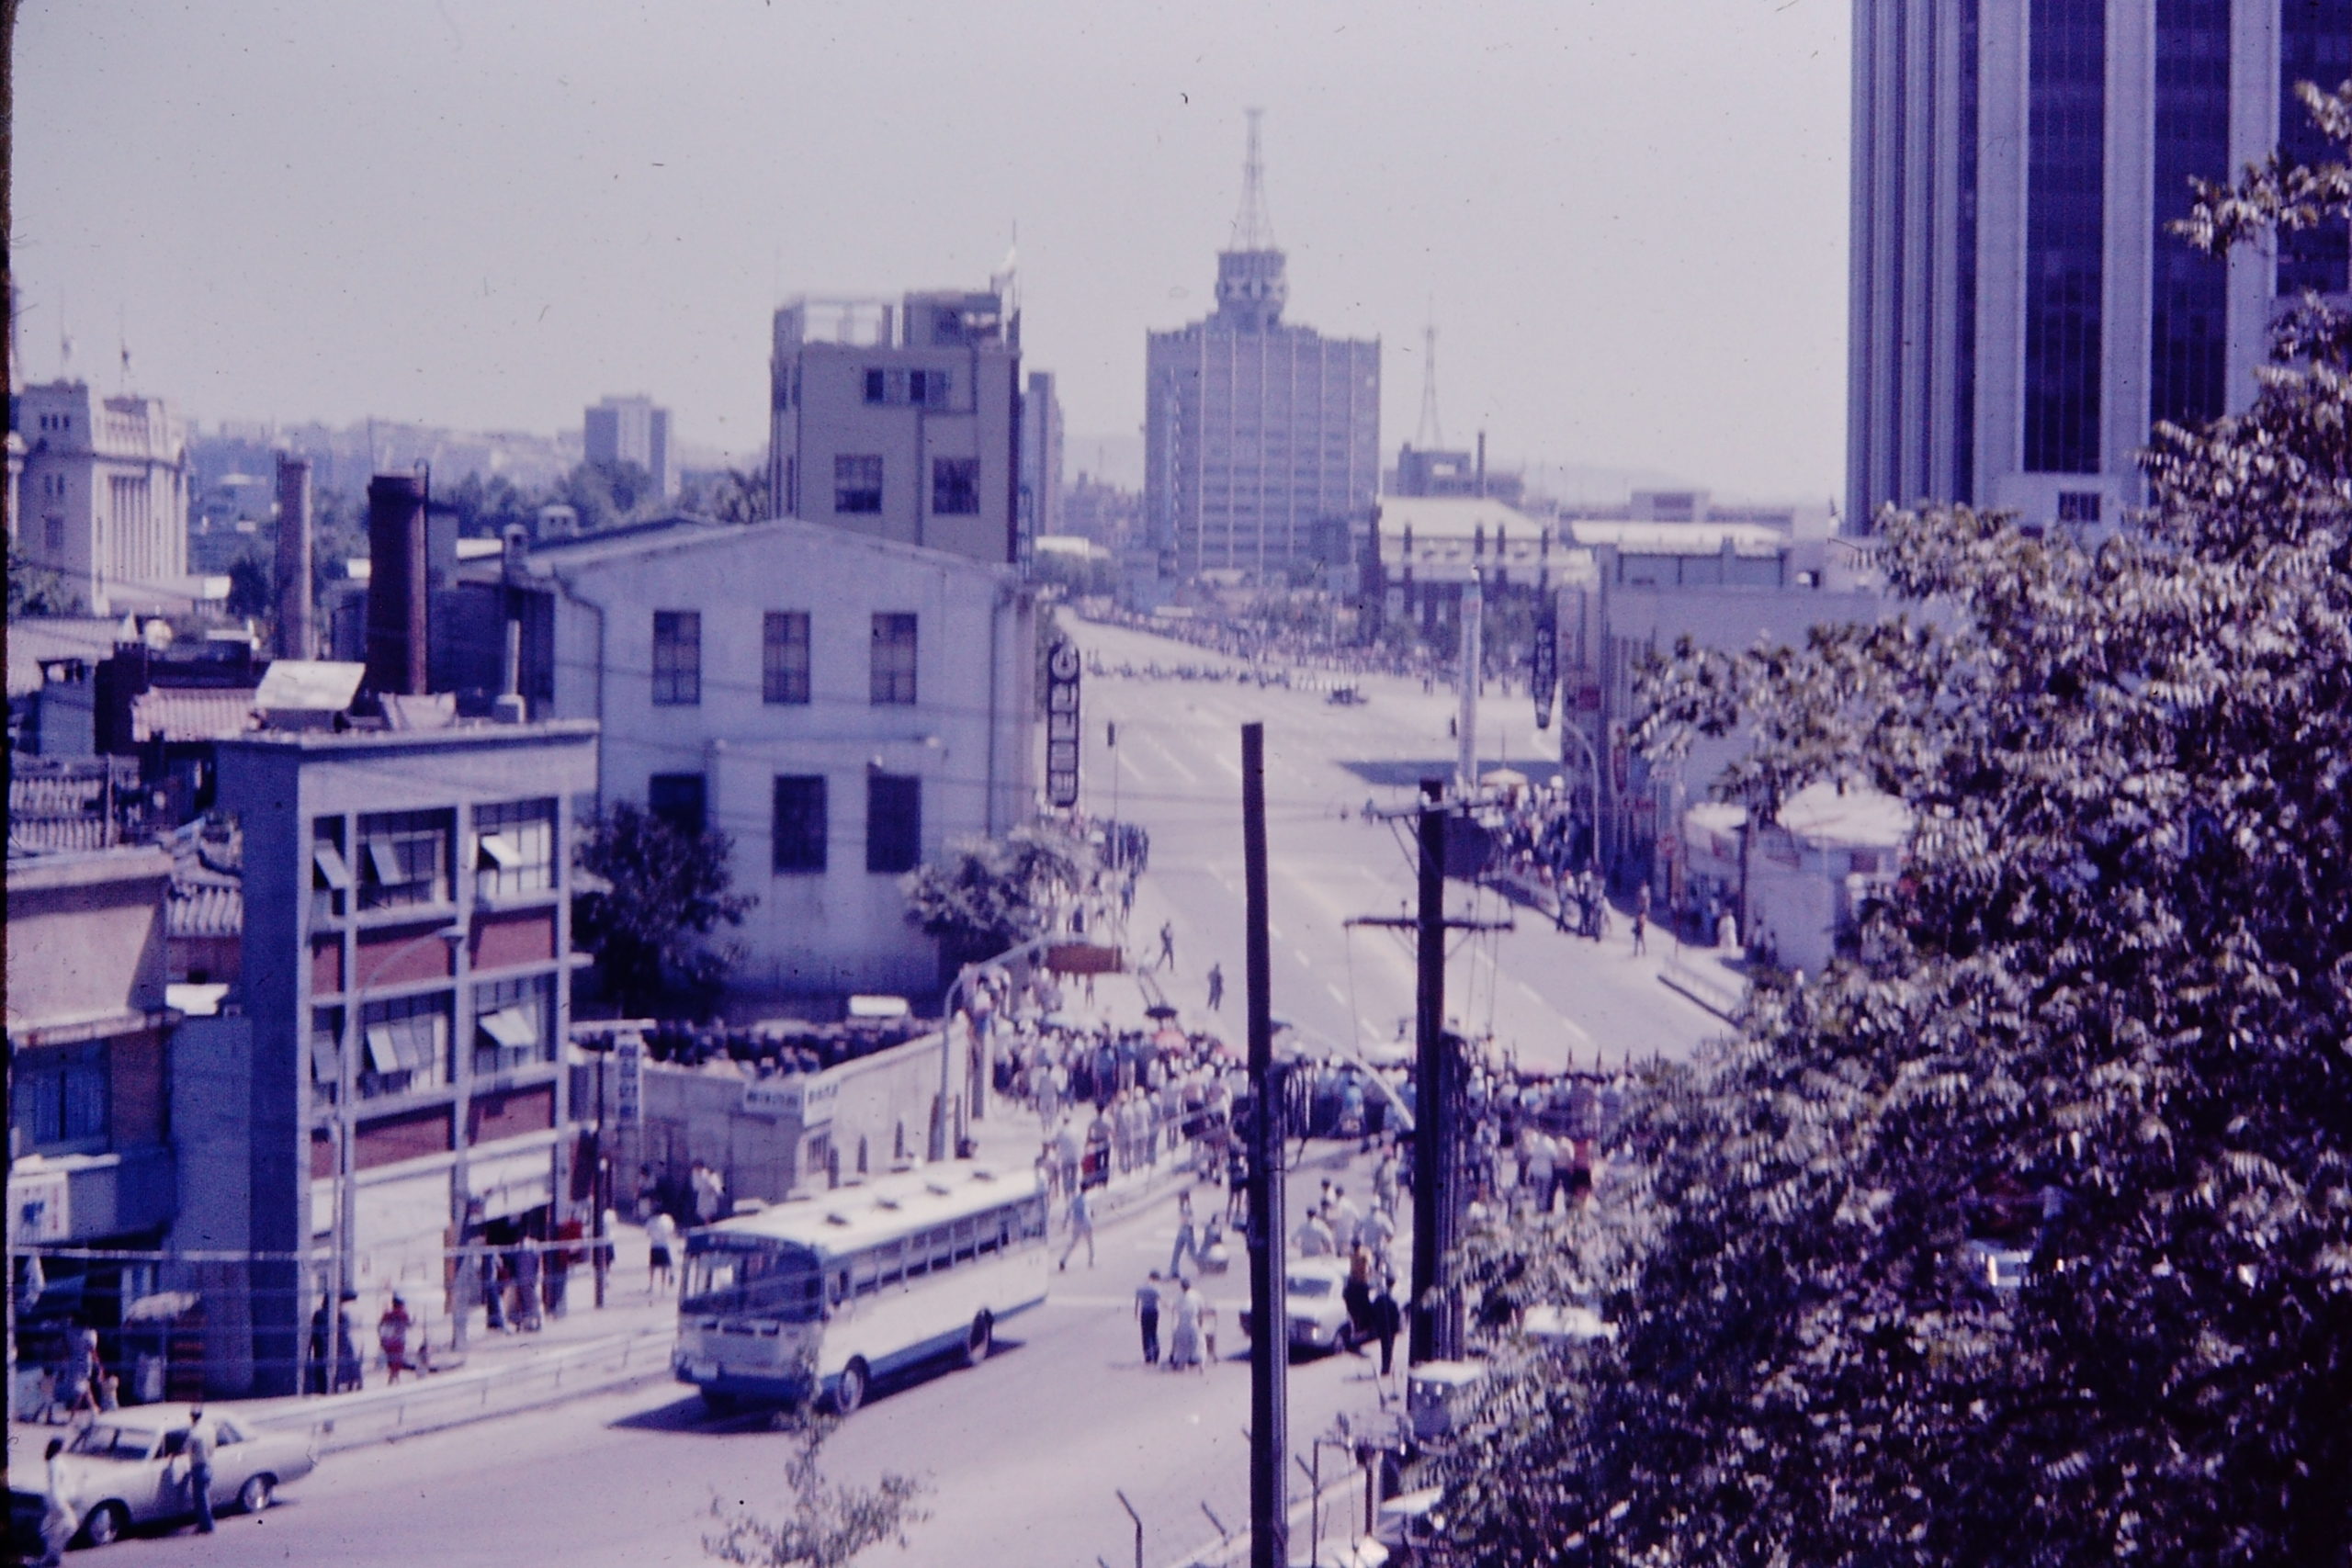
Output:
1242,722,1289,1568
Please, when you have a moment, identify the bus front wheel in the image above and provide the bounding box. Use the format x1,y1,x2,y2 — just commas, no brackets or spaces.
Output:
961,1312,994,1369
829,1359,868,1416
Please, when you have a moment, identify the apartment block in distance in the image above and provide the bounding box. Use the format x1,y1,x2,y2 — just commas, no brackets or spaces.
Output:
1847,0,2351,532
767,288,1023,567
583,395,676,500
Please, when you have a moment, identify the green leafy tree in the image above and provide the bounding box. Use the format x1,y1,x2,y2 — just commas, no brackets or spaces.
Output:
1434,84,2352,1568
225,553,274,619
574,801,757,1018
7,546,82,616
703,1414,930,1568
901,821,1095,970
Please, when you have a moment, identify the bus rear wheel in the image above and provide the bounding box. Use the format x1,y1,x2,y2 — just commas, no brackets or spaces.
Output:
961,1312,994,1369
828,1359,868,1416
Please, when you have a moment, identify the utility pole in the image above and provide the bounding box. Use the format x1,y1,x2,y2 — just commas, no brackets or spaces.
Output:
1242,722,1288,1568
1409,779,1462,1363
1456,572,1483,792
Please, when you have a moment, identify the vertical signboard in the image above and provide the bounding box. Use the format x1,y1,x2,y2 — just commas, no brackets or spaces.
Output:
614,1033,643,1128
1531,604,1558,730
1046,639,1082,808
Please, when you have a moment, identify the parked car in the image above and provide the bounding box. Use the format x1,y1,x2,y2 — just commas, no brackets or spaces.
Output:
10,1407,317,1549
1238,1256,1359,1353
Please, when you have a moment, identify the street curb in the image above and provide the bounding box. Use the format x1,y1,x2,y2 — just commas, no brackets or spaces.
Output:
239,1325,676,1455
1657,964,1745,1022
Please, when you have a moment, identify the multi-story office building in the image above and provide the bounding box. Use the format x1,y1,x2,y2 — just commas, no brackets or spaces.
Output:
1146,117,1381,577
11,380,191,613
1018,370,1064,562
766,288,1023,568
582,395,676,500
1847,0,2351,531
211,718,599,1393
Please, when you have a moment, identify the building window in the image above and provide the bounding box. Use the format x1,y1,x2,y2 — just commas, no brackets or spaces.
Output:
356,809,452,912
932,458,981,515
763,612,811,705
870,613,918,705
649,773,707,838
313,818,351,921
2056,491,2103,524
773,775,829,873
865,773,922,874
834,455,884,514
473,799,556,900
44,516,64,552
311,1008,345,1106
357,992,451,1100
651,611,701,705
11,1045,109,1152
473,973,556,1078
861,369,951,407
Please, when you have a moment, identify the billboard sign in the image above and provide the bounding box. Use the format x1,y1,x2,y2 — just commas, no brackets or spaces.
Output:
1046,639,1081,808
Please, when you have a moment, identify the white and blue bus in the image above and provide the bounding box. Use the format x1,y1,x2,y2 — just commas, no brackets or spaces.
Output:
673,1161,1050,1414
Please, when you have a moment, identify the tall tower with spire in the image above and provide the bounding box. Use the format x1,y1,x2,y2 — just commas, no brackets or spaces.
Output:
1214,108,1288,332
1145,112,1381,579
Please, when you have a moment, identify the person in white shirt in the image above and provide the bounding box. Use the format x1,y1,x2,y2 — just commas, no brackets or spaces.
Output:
646,1211,679,1293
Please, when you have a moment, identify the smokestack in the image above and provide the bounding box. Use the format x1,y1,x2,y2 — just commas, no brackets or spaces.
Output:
365,471,430,696
1476,431,1487,498
273,455,314,660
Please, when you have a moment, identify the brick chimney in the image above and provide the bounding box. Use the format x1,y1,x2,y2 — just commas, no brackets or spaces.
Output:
273,454,313,660
365,471,429,695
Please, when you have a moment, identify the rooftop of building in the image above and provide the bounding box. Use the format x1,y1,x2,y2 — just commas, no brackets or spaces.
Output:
213,716,600,756
462,511,1024,585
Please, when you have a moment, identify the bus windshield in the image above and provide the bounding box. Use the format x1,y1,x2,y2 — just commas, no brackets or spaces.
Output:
682,1237,826,1322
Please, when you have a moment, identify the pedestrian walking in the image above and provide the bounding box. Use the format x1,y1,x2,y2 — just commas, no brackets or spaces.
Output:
61,1320,102,1416
1169,1190,1200,1278
1631,891,1649,955
1200,1297,1219,1366
1158,920,1177,971
1369,1281,1402,1379
646,1210,679,1293
376,1294,413,1384
693,1160,727,1225
1135,1272,1163,1365
179,1406,217,1533
1169,1277,1204,1371
1295,1209,1337,1258
37,1438,78,1567
307,1296,334,1392
1206,962,1225,1011
1057,1184,1096,1270
333,1292,363,1391
635,1164,661,1224
512,1240,544,1332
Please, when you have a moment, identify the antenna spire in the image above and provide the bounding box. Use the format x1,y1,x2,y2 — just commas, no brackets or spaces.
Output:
1416,310,1444,449
1229,108,1277,252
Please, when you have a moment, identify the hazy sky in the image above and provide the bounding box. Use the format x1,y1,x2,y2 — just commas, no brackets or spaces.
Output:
15,0,1850,502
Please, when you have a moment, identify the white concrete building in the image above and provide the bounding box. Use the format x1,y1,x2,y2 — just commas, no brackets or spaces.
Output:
582,394,676,500
1848,2,2350,532
485,519,1039,1003
766,288,1023,568
11,380,193,614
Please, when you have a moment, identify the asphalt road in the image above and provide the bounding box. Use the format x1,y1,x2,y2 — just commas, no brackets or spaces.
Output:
90,1155,1395,1568
85,619,1710,1568
1069,616,1718,1075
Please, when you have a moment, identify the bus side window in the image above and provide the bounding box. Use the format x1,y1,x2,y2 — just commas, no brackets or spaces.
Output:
830,1270,847,1307
851,1249,879,1298
955,1217,976,1261
908,1232,931,1280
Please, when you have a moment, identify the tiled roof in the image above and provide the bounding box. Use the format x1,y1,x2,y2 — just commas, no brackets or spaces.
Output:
130,687,260,743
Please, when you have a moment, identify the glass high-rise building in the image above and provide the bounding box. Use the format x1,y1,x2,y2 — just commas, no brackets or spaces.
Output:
1847,0,2351,532
1146,114,1381,577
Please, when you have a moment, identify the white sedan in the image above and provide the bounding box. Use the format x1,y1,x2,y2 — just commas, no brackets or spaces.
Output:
1238,1256,1362,1353
17,1407,317,1548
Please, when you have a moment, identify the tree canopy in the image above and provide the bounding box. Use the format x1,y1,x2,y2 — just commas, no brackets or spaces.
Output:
573,800,757,1019
901,820,1095,969
1434,84,2352,1568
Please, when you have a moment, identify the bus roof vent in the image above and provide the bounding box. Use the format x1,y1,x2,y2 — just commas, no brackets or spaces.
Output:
925,1181,953,1198
970,1167,998,1180
824,1212,851,1226
874,1196,901,1211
